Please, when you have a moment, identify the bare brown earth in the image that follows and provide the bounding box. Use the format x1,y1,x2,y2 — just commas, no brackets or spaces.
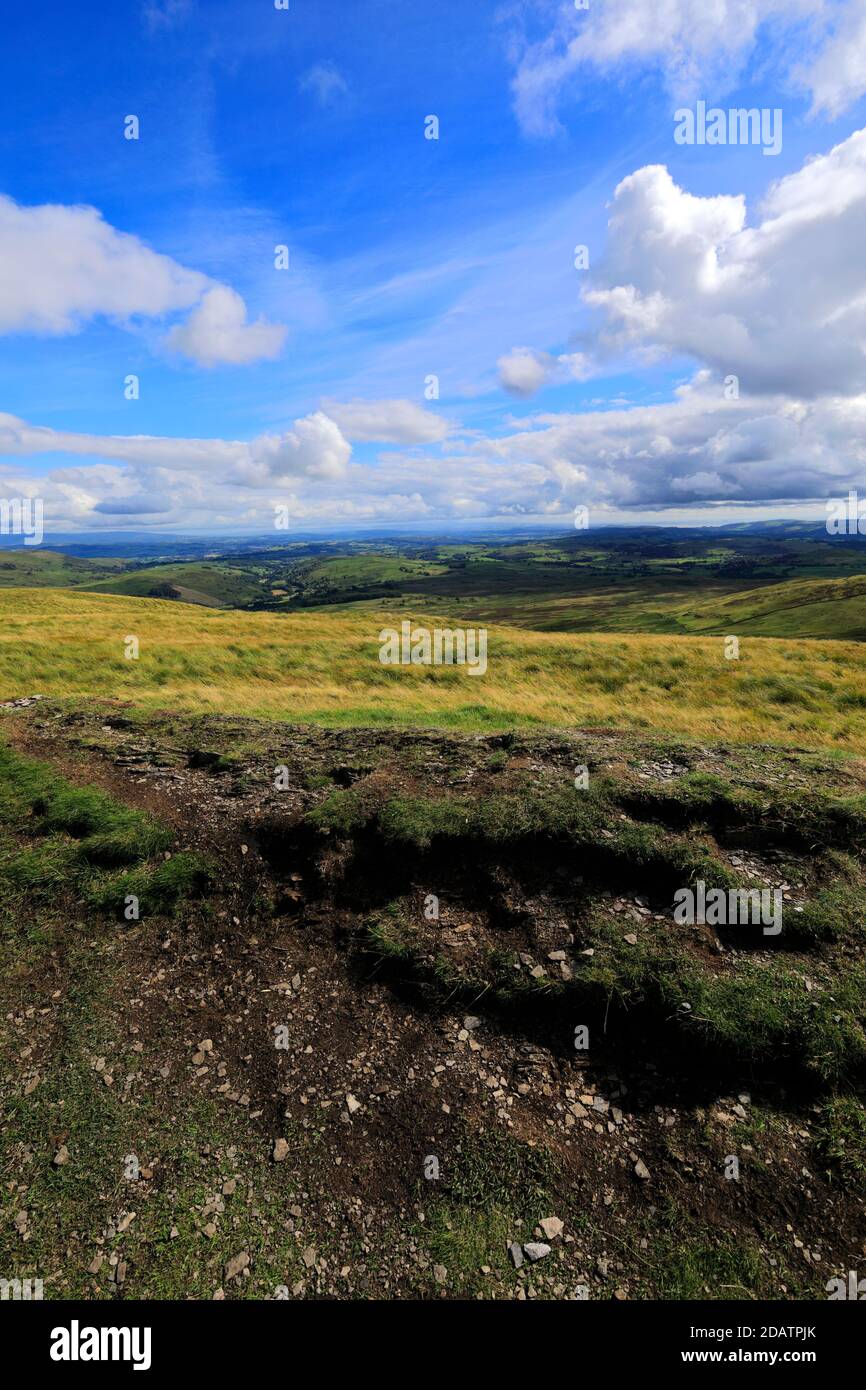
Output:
1,697,864,1300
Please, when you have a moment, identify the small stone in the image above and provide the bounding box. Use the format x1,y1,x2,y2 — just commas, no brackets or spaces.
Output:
433,1264,448,1285
224,1251,250,1281
523,1242,551,1263
539,1217,564,1241
634,1159,651,1181
346,1094,361,1115
53,1144,69,1167
509,1242,524,1269
272,1138,290,1162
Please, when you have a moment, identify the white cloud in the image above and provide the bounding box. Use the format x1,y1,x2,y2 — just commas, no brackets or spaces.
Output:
0,194,287,367
507,0,862,137
498,347,555,396
498,345,592,397
300,62,349,106
478,383,866,509
798,7,866,118
8,126,866,528
0,409,350,484
4,379,866,530
321,398,450,443
165,285,287,367
246,413,351,481
583,127,866,397
143,0,192,31
0,194,206,334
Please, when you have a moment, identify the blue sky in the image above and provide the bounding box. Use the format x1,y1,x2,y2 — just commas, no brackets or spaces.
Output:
2,0,866,533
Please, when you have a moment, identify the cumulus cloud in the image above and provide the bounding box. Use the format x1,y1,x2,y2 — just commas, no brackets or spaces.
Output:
0,194,206,334
244,413,351,482
582,127,866,397
498,346,591,397
0,194,286,367
0,410,351,484
165,286,287,367
322,398,450,443
8,124,866,528
5,379,866,530
498,347,555,397
507,0,861,137
479,384,866,509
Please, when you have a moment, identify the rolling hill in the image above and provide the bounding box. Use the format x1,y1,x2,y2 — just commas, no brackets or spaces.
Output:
82,562,265,608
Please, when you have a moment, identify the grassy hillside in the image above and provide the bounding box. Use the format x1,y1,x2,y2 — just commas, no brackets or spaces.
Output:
0,549,123,587
2,587,866,751
83,562,263,608
451,573,866,639
680,574,866,639
4,536,866,640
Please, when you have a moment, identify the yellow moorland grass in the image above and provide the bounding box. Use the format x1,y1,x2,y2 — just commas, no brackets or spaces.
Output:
1,587,865,751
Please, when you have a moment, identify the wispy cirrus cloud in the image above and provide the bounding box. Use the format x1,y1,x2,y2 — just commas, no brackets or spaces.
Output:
506,0,866,137
300,61,349,107
142,0,193,34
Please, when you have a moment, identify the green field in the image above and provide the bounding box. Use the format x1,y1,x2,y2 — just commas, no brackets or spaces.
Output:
4,526,866,640
84,562,265,608
0,549,124,587
276,537,866,640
